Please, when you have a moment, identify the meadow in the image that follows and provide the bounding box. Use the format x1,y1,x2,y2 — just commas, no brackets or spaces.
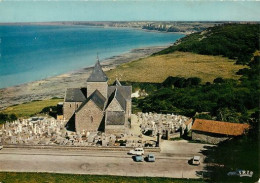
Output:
106,51,245,84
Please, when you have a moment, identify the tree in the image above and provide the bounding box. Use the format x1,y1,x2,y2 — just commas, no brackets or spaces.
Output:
9,114,17,121
213,77,224,84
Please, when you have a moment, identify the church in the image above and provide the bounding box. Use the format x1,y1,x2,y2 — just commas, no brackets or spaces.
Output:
63,59,132,135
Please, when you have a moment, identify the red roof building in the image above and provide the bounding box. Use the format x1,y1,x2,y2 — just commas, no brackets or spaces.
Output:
191,119,249,144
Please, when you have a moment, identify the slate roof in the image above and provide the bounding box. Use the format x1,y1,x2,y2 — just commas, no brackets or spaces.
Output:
87,60,108,82
115,89,126,111
106,111,125,125
76,90,106,112
108,86,131,100
191,119,250,136
106,88,126,111
65,88,86,102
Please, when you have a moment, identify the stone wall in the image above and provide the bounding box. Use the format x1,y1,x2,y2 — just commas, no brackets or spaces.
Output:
87,82,108,99
63,102,82,121
75,100,104,133
192,130,230,144
105,125,126,135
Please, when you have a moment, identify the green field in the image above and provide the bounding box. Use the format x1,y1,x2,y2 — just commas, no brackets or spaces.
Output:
1,98,63,118
0,172,205,183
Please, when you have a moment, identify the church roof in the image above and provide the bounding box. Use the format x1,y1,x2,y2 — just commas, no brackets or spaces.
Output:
108,86,131,100
65,88,86,102
106,88,126,111
87,60,108,82
115,89,126,111
76,90,106,112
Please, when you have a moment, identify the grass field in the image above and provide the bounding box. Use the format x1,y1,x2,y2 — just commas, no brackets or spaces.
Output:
0,98,63,118
106,51,246,84
0,172,205,183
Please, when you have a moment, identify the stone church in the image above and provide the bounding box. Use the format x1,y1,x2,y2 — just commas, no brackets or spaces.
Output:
63,59,131,135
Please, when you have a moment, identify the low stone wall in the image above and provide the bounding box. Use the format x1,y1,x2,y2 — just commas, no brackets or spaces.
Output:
3,144,160,152
192,130,230,144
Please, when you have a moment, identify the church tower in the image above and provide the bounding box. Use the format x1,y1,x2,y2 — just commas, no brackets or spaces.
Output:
86,58,108,99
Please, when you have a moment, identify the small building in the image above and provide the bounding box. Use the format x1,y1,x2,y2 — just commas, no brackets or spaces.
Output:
191,119,249,144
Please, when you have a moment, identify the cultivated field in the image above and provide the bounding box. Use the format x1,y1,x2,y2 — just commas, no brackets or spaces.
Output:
106,51,246,83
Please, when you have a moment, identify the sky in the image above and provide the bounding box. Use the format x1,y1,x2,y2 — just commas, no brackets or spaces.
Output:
0,0,259,22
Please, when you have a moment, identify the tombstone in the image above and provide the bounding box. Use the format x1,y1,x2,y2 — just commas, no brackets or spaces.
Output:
102,137,109,146
87,134,95,143
33,127,37,134
46,128,50,136
8,130,12,136
38,128,42,135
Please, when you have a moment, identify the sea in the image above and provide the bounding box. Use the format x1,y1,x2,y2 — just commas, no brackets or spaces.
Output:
0,25,184,89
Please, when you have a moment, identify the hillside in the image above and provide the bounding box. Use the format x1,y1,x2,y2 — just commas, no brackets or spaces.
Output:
106,51,245,84
156,24,259,65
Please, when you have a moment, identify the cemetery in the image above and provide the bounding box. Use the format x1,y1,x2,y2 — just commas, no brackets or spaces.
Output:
0,112,191,148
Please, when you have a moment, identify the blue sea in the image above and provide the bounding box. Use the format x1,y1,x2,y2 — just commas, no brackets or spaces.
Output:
0,25,184,89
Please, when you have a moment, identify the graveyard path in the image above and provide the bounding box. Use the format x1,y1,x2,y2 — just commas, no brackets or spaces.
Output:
0,147,206,178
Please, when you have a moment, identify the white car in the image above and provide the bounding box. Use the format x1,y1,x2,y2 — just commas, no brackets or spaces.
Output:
147,154,155,162
128,148,144,155
192,156,201,165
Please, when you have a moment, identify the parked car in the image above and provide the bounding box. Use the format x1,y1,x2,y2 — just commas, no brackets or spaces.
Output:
146,154,155,162
192,156,201,165
135,155,143,162
128,148,144,155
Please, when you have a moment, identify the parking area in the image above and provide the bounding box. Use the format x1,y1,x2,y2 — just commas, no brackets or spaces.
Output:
0,143,208,178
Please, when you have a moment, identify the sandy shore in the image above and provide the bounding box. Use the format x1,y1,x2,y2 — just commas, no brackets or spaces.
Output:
0,45,168,110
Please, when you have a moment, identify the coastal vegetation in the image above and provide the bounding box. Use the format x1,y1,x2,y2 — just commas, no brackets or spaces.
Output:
131,24,259,124
106,51,245,84
136,56,259,123
155,24,259,65
0,172,205,183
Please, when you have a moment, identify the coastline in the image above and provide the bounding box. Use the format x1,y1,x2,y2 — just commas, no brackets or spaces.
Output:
0,22,191,35
0,45,169,110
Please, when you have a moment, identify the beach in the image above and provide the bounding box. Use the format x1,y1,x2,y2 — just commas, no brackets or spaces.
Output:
0,45,168,110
